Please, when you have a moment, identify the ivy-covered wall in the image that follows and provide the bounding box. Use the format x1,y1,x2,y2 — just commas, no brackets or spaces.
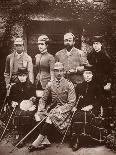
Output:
0,0,116,106
0,0,116,59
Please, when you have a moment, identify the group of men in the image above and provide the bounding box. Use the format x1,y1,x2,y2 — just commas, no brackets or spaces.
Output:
2,32,114,152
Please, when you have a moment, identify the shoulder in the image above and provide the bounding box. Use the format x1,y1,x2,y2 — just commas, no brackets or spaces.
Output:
56,49,65,56
72,47,83,55
47,53,55,59
101,51,110,59
87,50,95,57
6,53,14,59
5,53,15,63
75,82,84,91
35,54,41,63
26,81,35,89
63,78,74,89
35,54,40,58
10,83,19,91
44,81,52,91
90,81,100,89
6,54,11,58
23,53,32,60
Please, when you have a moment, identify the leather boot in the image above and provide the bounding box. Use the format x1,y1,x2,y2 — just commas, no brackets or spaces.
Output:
72,138,79,151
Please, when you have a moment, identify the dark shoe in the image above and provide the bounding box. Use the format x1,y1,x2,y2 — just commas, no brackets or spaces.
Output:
43,144,51,148
72,143,80,151
37,144,46,150
28,145,38,152
28,144,50,152
17,141,25,148
12,134,20,145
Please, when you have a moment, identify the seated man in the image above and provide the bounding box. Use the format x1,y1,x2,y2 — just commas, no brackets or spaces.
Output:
28,62,76,152
70,69,103,151
8,67,36,147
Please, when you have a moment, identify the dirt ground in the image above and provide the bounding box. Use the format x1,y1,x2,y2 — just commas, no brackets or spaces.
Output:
0,139,116,155
0,119,116,155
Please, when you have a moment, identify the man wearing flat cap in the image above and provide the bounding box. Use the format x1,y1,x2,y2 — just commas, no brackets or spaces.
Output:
28,62,76,152
55,32,89,85
4,37,34,89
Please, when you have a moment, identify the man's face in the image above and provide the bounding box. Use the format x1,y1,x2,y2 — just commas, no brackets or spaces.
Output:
18,74,27,83
14,44,24,54
38,41,47,53
83,71,93,82
54,68,64,80
93,42,102,52
64,34,75,51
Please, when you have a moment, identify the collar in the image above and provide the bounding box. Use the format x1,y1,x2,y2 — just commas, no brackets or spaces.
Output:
15,52,23,58
65,47,74,56
40,49,48,55
55,77,64,83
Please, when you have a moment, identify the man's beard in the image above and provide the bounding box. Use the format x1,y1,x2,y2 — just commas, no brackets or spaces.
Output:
65,45,73,51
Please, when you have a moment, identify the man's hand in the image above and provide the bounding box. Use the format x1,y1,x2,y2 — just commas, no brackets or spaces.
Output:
76,66,84,72
81,105,93,111
6,84,11,89
100,106,103,117
57,108,62,115
29,105,36,111
29,97,36,103
68,69,76,74
72,107,77,112
104,83,111,91
12,101,18,108
6,83,15,89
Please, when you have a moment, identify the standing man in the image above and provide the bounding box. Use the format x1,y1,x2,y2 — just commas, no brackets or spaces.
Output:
28,62,76,152
4,37,34,88
55,32,88,85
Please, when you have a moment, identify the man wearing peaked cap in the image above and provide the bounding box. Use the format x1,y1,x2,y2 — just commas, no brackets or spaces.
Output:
28,61,76,152
53,62,64,70
4,37,34,88
14,38,24,45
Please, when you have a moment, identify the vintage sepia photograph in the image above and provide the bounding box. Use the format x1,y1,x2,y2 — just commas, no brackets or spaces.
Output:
0,0,116,155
